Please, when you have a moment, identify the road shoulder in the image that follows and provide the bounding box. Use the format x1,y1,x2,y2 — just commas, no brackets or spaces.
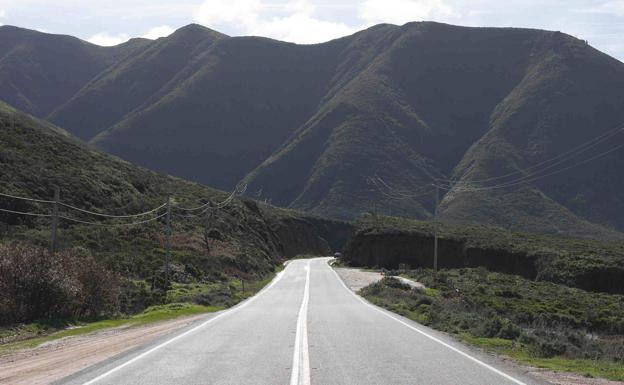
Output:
0,313,212,385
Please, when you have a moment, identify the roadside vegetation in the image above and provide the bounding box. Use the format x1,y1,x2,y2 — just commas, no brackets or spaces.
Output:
360,269,624,381
0,242,283,351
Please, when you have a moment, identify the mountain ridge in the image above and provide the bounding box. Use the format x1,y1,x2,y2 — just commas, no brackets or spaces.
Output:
1,22,623,240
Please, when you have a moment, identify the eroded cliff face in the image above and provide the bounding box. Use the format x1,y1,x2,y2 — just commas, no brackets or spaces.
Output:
274,217,332,257
343,231,536,276
301,217,355,252
195,199,351,273
343,229,624,294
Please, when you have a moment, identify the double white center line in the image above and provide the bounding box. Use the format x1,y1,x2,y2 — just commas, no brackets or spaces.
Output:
290,261,311,385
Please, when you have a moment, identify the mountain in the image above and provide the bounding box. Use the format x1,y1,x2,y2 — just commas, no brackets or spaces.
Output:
1,22,623,239
241,23,624,239
88,31,348,189
48,24,227,141
0,25,149,117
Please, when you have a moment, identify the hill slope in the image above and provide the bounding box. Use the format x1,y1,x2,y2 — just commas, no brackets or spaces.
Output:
2,23,624,239
240,23,624,239
48,24,227,141
88,33,349,189
0,100,339,279
0,26,149,117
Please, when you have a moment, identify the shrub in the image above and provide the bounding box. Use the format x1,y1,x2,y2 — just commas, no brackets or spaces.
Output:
194,286,235,307
383,277,412,290
0,243,120,324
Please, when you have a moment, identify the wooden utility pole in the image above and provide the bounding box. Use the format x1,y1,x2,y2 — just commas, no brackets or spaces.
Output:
50,185,60,253
433,184,439,272
165,196,171,286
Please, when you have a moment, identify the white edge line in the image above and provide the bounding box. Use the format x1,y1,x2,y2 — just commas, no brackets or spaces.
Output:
301,263,311,385
290,260,311,385
328,260,528,385
82,267,288,385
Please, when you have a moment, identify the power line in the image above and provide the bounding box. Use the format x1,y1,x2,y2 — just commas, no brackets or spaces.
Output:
0,190,168,218
438,141,624,192
59,211,167,227
437,123,624,189
368,176,435,200
59,201,167,218
0,191,55,204
0,207,52,217
175,183,247,212
180,194,239,217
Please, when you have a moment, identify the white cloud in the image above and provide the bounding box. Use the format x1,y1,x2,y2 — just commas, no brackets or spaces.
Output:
195,0,262,29
194,0,355,44
358,0,454,25
253,13,355,44
0,9,6,18
143,25,175,39
88,32,130,46
585,0,624,16
88,25,174,46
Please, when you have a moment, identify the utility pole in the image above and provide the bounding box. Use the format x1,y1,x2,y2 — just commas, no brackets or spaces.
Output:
165,196,171,287
433,184,439,272
50,185,60,253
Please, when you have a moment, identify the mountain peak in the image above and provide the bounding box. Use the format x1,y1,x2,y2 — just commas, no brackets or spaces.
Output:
172,23,228,39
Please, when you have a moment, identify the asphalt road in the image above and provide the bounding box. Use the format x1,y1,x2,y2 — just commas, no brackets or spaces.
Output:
58,258,547,385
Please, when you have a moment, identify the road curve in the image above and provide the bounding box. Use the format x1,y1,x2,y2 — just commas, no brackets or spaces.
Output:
57,258,546,385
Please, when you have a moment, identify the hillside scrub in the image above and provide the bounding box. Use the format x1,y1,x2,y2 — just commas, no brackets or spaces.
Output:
361,270,624,380
0,244,119,325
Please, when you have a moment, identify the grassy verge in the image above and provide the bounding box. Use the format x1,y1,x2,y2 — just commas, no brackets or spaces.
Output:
0,265,283,355
360,268,624,381
460,335,624,381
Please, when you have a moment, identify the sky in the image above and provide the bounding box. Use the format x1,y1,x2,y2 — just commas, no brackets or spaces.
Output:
0,0,623,61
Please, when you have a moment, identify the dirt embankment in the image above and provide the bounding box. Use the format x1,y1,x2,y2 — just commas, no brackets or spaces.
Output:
343,231,537,276
274,216,353,257
342,230,624,294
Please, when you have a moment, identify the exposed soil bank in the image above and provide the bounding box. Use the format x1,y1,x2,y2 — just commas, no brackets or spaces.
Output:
343,229,624,294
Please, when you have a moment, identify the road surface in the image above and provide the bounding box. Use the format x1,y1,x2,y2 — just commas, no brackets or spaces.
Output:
57,258,546,385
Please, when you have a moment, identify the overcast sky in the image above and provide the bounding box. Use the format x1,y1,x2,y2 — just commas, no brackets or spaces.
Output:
0,0,623,61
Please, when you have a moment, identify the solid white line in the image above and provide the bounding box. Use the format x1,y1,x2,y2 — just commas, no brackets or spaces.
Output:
327,261,528,385
81,267,288,385
290,261,311,385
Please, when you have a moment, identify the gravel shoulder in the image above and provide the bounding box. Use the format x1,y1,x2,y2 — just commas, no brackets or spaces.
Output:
333,266,424,291
528,369,624,385
0,314,208,385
